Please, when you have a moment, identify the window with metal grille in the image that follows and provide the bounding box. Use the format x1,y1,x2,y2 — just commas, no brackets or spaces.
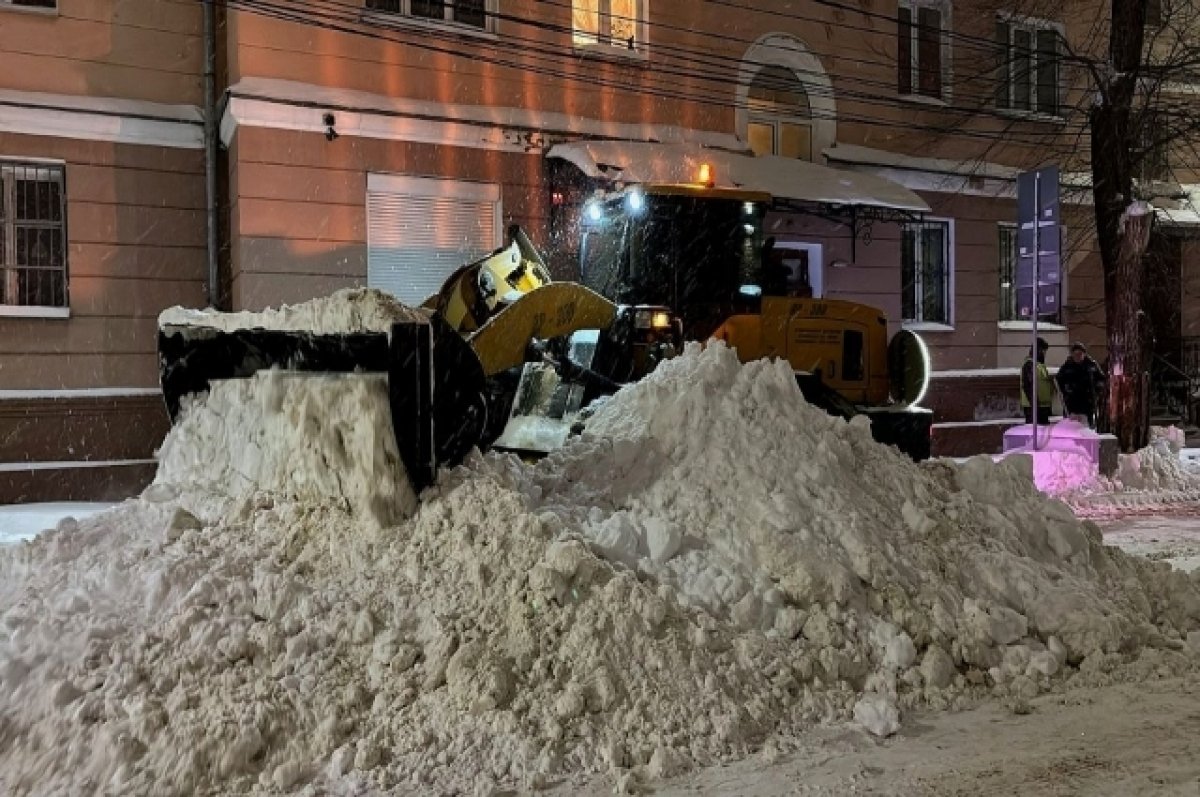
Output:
365,0,492,31
998,223,1018,321
1,162,68,309
572,0,644,53
902,220,951,324
898,1,948,99
995,18,1061,116
366,174,500,305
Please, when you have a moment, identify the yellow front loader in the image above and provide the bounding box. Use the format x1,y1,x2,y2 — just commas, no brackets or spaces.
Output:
157,227,678,493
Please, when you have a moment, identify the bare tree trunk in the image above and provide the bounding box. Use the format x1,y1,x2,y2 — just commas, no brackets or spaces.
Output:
1091,0,1150,452
1104,207,1153,451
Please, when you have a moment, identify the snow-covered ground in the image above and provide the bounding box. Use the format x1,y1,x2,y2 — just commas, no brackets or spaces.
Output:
1100,516,1200,574
563,672,1200,795
0,503,114,545
0,290,1197,795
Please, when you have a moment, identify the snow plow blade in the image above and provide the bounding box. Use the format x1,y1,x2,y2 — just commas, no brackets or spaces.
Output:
158,313,487,493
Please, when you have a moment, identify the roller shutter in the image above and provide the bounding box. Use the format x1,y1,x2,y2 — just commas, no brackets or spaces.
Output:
366,174,501,304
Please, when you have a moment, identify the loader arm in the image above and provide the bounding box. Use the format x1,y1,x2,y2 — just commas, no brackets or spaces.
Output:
468,282,619,376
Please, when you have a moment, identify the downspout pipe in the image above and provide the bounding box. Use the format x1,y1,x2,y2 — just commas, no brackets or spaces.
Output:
203,0,219,308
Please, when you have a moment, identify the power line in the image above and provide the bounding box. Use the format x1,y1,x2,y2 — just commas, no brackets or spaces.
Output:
222,0,1096,153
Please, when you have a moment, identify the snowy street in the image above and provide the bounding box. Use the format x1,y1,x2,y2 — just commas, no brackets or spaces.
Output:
1100,516,1200,575
1,297,1198,795
566,672,1200,796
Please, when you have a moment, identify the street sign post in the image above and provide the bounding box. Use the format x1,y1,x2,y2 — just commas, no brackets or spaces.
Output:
1016,165,1061,450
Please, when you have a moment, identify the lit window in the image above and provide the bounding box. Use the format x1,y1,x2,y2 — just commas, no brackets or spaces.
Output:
366,0,493,31
573,0,644,52
995,17,1061,116
0,161,68,309
898,1,948,99
902,220,951,324
746,65,813,161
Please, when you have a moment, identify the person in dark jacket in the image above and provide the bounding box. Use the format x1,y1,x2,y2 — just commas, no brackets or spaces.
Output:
1056,342,1106,427
1021,337,1055,424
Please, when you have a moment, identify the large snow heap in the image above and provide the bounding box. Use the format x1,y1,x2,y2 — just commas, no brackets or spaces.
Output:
1,296,1198,794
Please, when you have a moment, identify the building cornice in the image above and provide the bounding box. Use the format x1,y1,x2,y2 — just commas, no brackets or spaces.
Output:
0,89,203,149
220,77,745,153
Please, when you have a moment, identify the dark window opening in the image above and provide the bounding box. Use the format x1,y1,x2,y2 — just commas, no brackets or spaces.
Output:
898,3,944,99
843,330,865,381
996,19,1060,116
366,0,489,29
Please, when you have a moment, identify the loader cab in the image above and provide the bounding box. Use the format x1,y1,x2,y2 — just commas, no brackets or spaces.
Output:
579,188,769,340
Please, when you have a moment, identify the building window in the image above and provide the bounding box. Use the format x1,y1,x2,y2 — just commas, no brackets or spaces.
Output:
365,0,492,31
902,220,951,324
995,17,1061,116
898,1,947,99
1,0,57,9
573,0,644,52
1138,115,1170,181
1146,0,1162,27
998,222,1064,324
746,65,813,161
1,162,68,309
366,174,500,305
998,223,1019,321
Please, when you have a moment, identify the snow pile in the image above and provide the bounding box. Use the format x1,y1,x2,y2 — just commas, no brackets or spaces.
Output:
1,342,1199,795
1066,426,1200,517
158,287,427,334
1113,427,1198,491
153,372,416,526
532,347,1200,645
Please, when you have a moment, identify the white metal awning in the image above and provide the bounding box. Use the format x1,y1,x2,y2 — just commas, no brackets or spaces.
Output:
546,140,931,213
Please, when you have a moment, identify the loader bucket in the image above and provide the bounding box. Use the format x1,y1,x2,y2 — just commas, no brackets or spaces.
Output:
158,313,488,494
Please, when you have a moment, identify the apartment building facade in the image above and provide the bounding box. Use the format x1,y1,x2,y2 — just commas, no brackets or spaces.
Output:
1,0,1142,499
0,0,206,501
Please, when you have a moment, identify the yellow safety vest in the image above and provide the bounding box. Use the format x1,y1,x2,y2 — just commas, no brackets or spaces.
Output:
1020,358,1054,408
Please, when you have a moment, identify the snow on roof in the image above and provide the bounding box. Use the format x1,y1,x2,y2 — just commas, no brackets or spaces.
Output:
226,77,745,151
1156,183,1200,227
823,143,1093,190
547,141,931,213
824,143,1021,180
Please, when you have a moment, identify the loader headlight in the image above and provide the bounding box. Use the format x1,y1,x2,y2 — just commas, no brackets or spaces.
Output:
634,307,675,331
626,188,645,215
585,200,603,223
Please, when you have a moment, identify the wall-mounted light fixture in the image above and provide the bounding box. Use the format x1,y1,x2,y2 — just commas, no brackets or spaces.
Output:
323,113,339,142
830,259,852,269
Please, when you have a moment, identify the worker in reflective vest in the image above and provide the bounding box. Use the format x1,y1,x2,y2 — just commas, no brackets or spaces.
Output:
1020,337,1055,424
